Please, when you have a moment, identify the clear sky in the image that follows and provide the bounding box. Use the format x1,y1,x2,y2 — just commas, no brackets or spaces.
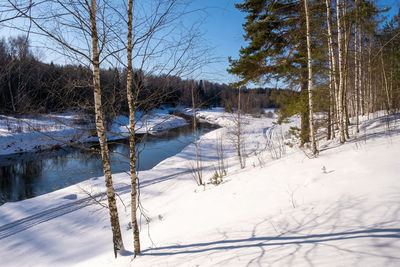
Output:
189,0,247,85
1,0,399,86
194,0,400,86
0,0,248,85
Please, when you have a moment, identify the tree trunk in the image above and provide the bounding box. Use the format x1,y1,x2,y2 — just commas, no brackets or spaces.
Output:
126,0,141,256
358,30,363,116
336,0,345,143
7,71,16,113
342,3,351,140
191,80,203,184
237,86,245,168
304,0,317,155
354,0,359,133
300,77,310,147
380,47,391,111
325,0,337,139
90,0,124,258
367,35,372,118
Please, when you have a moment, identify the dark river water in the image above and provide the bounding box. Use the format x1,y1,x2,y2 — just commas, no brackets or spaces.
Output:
0,122,217,204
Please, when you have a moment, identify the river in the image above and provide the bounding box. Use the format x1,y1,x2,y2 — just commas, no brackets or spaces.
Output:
0,122,217,204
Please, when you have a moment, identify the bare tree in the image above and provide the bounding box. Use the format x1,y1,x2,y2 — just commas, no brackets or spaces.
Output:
112,0,211,255
0,1,32,23
125,0,141,256
235,86,246,169
7,0,125,257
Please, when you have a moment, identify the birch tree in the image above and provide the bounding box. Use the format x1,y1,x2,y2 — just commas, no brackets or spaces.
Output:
119,0,209,255
304,0,317,155
7,0,125,257
354,0,360,133
336,0,346,143
89,1,125,257
325,0,338,139
125,0,141,256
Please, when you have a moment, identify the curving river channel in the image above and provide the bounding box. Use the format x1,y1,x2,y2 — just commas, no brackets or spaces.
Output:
0,122,217,204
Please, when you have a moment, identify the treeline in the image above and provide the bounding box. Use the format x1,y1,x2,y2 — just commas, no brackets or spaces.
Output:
229,0,400,152
0,36,285,116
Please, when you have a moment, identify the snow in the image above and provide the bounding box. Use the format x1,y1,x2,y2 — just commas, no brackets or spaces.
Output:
109,113,188,139
0,110,188,155
0,109,399,266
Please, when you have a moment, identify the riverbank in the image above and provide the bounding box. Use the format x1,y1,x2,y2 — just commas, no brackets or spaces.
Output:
0,109,399,266
0,110,188,156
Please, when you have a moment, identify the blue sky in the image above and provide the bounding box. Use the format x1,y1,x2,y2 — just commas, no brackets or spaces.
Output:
194,0,400,86
189,0,246,84
1,0,399,86
0,0,247,85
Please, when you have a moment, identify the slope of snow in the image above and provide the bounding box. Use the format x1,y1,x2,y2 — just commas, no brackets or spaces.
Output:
0,110,399,266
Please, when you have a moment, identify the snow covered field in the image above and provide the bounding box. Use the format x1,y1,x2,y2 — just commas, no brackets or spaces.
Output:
0,110,188,156
0,109,399,266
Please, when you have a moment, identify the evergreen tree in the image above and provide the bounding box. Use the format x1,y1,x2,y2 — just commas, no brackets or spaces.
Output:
228,0,325,146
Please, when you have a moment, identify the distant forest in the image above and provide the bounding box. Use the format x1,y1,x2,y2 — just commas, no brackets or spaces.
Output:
0,36,286,116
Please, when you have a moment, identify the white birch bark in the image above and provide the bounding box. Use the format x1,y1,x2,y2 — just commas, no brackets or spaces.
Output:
90,0,124,258
304,0,317,155
358,29,363,116
336,0,346,143
325,0,337,138
354,0,359,133
126,0,140,256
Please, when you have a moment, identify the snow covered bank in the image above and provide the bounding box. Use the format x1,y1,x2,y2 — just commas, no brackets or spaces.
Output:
0,112,92,156
0,110,399,266
0,110,188,156
108,113,188,139
184,107,278,128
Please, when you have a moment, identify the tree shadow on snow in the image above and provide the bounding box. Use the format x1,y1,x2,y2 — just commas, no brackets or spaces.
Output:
141,193,400,266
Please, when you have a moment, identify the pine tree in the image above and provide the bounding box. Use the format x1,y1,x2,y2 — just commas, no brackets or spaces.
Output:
228,0,325,147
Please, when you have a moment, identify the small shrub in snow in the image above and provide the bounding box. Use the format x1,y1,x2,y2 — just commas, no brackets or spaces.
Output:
215,134,227,178
209,171,223,186
255,151,266,168
266,128,286,159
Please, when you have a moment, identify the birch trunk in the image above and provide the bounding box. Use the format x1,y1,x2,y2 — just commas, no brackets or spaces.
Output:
367,36,372,117
325,0,337,138
126,0,140,256
354,0,359,133
90,0,124,258
336,0,345,143
304,0,317,155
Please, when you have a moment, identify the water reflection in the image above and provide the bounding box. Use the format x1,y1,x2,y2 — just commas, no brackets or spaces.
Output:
0,123,216,204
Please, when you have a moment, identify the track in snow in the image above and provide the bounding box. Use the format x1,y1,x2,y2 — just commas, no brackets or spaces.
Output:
0,169,193,240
